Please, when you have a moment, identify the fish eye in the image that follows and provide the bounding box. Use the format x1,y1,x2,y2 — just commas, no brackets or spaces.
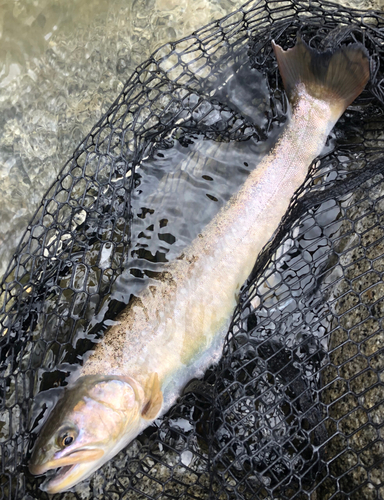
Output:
58,430,77,448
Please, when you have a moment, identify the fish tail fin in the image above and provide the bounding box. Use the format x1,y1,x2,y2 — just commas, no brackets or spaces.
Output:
272,36,370,118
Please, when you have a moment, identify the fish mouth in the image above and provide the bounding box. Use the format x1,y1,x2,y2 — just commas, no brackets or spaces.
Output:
30,448,105,493
42,464,79,494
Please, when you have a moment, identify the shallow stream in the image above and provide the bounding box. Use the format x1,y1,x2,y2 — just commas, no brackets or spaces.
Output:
0,0,381,279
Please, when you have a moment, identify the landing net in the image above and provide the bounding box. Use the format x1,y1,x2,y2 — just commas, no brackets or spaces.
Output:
1,1,384,499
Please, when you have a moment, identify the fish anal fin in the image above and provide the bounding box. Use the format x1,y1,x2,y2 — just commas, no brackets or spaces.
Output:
141,372,163,420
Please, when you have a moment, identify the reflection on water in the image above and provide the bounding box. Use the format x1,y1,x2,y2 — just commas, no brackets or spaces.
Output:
114,133,266,303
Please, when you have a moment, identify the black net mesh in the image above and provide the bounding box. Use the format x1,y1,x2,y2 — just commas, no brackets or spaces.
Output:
2,0,384,498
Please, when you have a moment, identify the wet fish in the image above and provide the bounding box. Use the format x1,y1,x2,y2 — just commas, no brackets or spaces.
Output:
29,37,369,493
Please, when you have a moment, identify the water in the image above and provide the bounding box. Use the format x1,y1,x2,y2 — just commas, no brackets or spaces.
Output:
0,0,382,280
0,0,242,280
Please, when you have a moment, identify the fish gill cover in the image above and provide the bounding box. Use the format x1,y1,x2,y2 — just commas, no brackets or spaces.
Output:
1,0,384,498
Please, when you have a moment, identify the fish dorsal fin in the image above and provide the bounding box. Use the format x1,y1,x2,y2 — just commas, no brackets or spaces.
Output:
272,36,370,118
141,372,163,420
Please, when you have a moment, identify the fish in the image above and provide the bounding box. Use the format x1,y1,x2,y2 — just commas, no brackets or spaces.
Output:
28,36,370,493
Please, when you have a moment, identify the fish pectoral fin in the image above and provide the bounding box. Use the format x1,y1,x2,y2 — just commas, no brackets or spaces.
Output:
141,372,163,420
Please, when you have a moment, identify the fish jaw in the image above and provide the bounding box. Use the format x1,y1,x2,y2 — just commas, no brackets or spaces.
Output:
29,442,107,493
41,457,103,494
29,448,104,476
43,463,87,494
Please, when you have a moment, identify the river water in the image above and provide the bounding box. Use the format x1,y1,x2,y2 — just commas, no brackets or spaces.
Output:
0,0,242,280
0,0,382,281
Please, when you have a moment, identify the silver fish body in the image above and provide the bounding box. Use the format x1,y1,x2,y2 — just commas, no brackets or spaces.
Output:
29,37,370,493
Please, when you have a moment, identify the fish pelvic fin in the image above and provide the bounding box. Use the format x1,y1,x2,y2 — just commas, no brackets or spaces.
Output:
272,36,370,118
141,372,163,420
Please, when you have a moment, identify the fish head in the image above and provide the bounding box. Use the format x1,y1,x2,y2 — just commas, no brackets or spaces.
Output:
29,375,144,493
